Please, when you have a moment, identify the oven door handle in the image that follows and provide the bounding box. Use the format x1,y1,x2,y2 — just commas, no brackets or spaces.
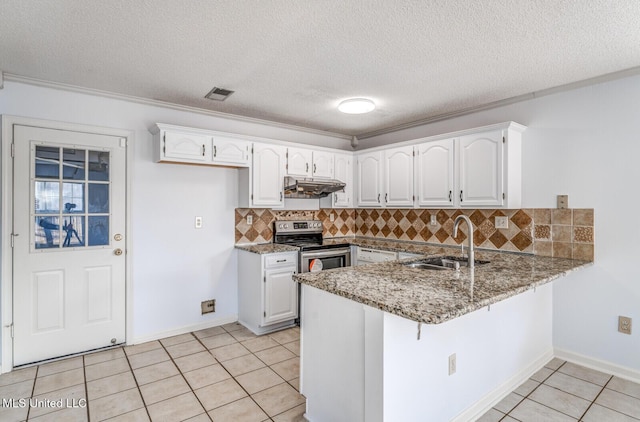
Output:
301,248,351,259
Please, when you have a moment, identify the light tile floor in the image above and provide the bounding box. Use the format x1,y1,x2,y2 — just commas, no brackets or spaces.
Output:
0,323,305,422
477,358,640,421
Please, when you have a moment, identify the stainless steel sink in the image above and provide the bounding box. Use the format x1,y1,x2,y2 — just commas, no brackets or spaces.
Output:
402,255,490,270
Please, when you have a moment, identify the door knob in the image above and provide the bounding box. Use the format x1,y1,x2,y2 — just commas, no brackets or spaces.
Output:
114,248,123,256
114,234,123,241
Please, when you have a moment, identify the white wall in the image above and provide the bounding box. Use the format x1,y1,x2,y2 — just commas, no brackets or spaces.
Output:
0,81,349,356
364,74,640,373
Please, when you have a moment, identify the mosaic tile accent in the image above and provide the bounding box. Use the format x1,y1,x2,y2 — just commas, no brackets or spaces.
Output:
234,207,594,261
235,208,356,244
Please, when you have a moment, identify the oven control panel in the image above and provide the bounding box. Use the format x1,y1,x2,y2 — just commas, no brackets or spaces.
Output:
275,220,322,234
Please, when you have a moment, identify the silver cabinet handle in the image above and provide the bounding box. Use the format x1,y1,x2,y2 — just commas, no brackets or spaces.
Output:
460,190,463,202
202,144,206,156
313,163,317,173
280,192,283,201
306,163,309,172
385,193,388,203
449,190,452,202
214,145,217,157
377,193,380,203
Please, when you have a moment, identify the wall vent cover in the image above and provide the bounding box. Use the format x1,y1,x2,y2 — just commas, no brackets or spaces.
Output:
205,87,234,101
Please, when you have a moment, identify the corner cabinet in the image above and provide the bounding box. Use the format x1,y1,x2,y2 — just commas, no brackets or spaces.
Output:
238,250,298,335
239,143,286,208
151,124,250,167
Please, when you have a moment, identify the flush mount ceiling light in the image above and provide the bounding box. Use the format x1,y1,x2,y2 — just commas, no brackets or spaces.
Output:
338,98,376,114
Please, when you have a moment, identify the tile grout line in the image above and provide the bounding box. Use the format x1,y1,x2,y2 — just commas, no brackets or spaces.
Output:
500,361,562,421
192,326,274,420
577,375,612,421
157,332,213,421
25,365,38,421
121,345,154,422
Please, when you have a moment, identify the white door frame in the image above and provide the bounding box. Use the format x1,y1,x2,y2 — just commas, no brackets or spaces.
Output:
1,115,134,373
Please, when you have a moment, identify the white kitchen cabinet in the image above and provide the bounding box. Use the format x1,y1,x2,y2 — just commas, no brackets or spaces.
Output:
415,138,455,207
286,147,313,177
238,250,298,335
153,127,212,164
332,152,353,207
212,136,250,167
152,124,250,167
356,151,384,207
384,145,414,207
251,143,286,207
458,130,504,207
286,147,334,179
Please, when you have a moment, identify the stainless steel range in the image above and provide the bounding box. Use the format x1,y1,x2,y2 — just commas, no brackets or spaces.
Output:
273,220,351,273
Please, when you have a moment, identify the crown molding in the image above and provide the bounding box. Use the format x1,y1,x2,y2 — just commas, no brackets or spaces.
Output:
2,73,352,141
355,66,640,140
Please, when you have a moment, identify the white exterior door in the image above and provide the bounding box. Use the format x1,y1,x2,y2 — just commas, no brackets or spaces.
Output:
416,139,455,207
384,146,414,207
13,125,127,366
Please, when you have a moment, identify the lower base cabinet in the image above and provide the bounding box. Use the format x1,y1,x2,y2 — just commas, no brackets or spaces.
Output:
238,250,298,335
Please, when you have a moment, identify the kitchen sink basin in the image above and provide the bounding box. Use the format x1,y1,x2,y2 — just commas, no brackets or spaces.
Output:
402,255,490,270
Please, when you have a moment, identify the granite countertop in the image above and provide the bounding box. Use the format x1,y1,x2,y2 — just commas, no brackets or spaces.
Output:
293,243,592,325
235,243,299,254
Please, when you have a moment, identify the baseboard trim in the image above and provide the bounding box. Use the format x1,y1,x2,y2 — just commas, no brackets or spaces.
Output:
129,314,238,345
554,347,640,384
451,348,554,422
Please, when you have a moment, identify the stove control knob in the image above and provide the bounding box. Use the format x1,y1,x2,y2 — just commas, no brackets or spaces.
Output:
284,224,290,229
315,223,320,228
278,223,284,229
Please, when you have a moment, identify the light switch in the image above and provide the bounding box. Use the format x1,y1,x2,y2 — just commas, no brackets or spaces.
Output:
430,215,437,226
195,216,203,229
247,215,253,224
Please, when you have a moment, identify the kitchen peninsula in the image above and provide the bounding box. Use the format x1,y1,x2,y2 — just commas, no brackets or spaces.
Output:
293,242,591,422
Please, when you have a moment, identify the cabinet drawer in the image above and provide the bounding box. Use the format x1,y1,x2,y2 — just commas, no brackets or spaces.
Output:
265,253,297,269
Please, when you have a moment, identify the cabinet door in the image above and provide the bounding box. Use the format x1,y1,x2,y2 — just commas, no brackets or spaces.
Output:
333,153,353,207
356,152,383,207
253,143,285,207
264,267,298,325
212,136,250,167
384,146,414,207
459,130,504,207
286,147,312,177
416,139,455,207
312,151,334,179
163,131,211,163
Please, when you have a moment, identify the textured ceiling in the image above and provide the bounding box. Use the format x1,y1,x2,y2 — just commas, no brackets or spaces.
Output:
1,0,640,137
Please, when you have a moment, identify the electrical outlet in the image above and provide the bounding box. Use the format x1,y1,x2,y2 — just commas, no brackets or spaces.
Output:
330,214,335,222
495,216,509,229
430,214,437,226
195,216,203,229
247,215,253,224
557,195,569,209
619,316,632,335
201,299,216,315
448,353,456,375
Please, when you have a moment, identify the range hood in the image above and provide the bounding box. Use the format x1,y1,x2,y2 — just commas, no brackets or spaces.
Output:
284,176,346,198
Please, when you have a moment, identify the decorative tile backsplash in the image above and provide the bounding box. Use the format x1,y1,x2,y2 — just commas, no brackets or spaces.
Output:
235,207,594,260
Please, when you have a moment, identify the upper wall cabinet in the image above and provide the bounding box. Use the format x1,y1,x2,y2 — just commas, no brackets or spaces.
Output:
415,139,455,207
333,153,353,207
414,122,525,208
356,151,384,207
286,147,334,179
152,124,250,167
384,146,414,207
356,146,414,207
250,143,286,208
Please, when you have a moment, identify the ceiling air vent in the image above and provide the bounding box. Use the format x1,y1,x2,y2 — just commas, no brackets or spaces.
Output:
204,87,234,101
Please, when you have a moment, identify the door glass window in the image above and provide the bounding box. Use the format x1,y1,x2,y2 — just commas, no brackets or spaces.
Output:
33,146,110,250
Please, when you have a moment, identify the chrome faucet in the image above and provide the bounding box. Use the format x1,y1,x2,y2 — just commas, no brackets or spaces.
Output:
453,215,474,272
